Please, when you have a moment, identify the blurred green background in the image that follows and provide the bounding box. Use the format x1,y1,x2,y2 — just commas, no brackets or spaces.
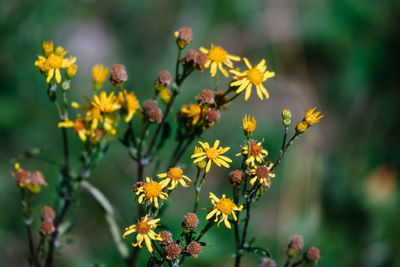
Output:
1,0,399,266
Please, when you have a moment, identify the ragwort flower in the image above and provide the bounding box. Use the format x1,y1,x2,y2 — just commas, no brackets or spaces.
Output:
58,115,88,141
199,44,240,77
230,58,275,101
304,107,324,125
242,114,256,137
157,167,191,190
206,192,243,229
122,216,162,253
237,140,268,167
136,177,168,208
118,90,140,122
191,140,232,173
249,163,275,187
92,64,109,89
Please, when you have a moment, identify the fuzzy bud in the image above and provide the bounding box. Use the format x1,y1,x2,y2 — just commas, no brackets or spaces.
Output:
159,231,173,246
230,170,243,187
174,27,193,49
185,241,202,259
260,257,276,267
165,243,181,260
182,213,199,231
110,64,128,85
287,235,304,257
160,88,171,104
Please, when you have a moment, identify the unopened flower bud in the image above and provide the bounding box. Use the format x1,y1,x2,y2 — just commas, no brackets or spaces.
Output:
296,121,308,133
54,46,65,56
182,213,199,231
230,170,243,187
14,169,31,188
159,231,173,246
160,88,171,104
306,246,320,263
40,220,55,236
148,108,163,123
260,257,276,267
287,235,304,257
61,81,70,91
41,206,56,222
110,64,128,85
174,27,193,49
42,41,54,56
282,109,291,120
165,243,181,260
185,241,202,259
66,65,78,80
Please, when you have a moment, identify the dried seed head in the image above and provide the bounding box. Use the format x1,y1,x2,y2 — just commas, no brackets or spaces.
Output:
230,170,243,187
205,108,220,124
148,108,163,123
182,213,199,231
40,220,55,236
14,169,31,187
41,206,56,222
155,70,172,88
195,53,208,69
142,100,159,114
184,50,198,65
30,171,47,187
197,89,215,105
175,27,192,48
185,241,202,259
159,231,173,246
306,247,320,262
256,166,270,179
110,64,128,85
260,177,272,190
287,235,304,256
165,243,181,260
260,257,276,267
133,181,145,192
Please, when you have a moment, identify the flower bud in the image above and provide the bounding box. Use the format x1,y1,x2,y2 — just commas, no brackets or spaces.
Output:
42,41,54,56
306,246,320,263
160,88,171,104
40,220,55,236
41,206,56,222
165,243,181,260
174,27,193,49
155,70,172,89
159,231,173,246
28,171,47,193
282,109,291,120
110,64,128,85
185,241,202,259
296,121,308,133
66,65,78,80
182,213,199,231
54,46,65,56
148,108,163,123
197,89,215,105
92,64,109,90
260,257,276,267
61,81,70,91
287,235,304,257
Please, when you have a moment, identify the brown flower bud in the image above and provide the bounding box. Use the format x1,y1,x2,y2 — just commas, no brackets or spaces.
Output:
185,241,202,259
197,89,215,105
205,108,220,124
260,257,276,267
41,206,56,222
40,220,55,236
110,64,128,85
175,27,192,48
287,235,304,256
155,70,172,88
148,108,163,123
133,181,145,192
142,100,159,114
306,246,320,262
230,170,243,187
14,169,31,187
184,50,198,65
165,243,181,260
159,231,173,246
182,213,199,231
195,53,208,69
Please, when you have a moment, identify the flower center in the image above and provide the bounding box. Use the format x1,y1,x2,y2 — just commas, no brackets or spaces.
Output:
206,147,219,160
136,221,151,234
144,181,162,198
256,166,269,178
250,141,262,157
73,119,86,131
216,198,235,215
168,167,183,180
247,68,263,85
208,46,227,63
47,54,64,68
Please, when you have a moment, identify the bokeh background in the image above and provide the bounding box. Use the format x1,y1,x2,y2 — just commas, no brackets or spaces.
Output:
1,0,399,266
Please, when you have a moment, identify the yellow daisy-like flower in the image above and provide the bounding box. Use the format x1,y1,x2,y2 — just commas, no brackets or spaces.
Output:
122,215,162,253
34,42,77,84
180,104,202,126
92,91,121,113
205,192,243,229
42,41,54,56
199,44,240,77
191,140,232,173
242,114,256,136
236,140,268,167
157,167,191,190
230,58,275,101
92,64,109,89
249,163,276,187
58,115,88,141
136,177,168,208
304,107,324,125
118,90,140,122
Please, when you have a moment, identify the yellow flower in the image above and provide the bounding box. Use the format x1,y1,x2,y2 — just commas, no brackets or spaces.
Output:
191,140,232,173
58,115,88,141
42,41,54,56
34,42,77,84
205,193,243,229
199,44,240,77
92,64,109,89
304,107,324,125
242,114,256,137
122,215,162,253
118,90,140,122
136,177,168,208
92,91,121,113
157,167,191,190
230,58,275,101
296,121,308,133
236,140,268,167
249,163,275,187
66,64,78,79
180,104,202,126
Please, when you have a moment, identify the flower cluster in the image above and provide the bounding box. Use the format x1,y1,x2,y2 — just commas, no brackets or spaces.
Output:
11,163,47,193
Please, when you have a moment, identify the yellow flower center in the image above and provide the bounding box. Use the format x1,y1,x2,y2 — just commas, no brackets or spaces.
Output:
167,167,183,181
144,181,162,198
136,221,151,234
73,119,86,131
216,198,235,215
247,67,263,85
206,147,219,160
250,141,262,157
47,54,64,68
208,46,227,63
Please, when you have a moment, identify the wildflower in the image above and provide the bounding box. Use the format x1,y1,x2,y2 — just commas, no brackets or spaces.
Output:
230,58,275,101
199,44,240,77
58,115,88,141
92,91,121,113
136,177,168,208
287,235,304,257
179,104,202,126
118,90,140,122
197,89,215,105
193,146,206,169
182,213,199,231
28,171,48,193
165,243,181,260
110,64,128,85
229,170,243,187
304,107,324,125
12,163,31,188
92,64,109,89
185,241,202,259
249,163,275,187
157,167,191,190
260,258,276,267
174,27,193,49
242,114,256,137
306,247,320,263
41,206,56,222
237,140,268,167
155,70,172,89
282,109,292,127
159,231,173,246
191,140,232,173
34,42,77,84
206,192,243,228
296,121,308,133
122,216,162,253
66,64,78,80
160,88,171,104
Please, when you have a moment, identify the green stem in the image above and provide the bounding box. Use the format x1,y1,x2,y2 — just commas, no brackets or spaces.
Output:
192,168,202,213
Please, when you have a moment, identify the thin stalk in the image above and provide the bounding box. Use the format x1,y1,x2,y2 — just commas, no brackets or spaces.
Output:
192,168,202,213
